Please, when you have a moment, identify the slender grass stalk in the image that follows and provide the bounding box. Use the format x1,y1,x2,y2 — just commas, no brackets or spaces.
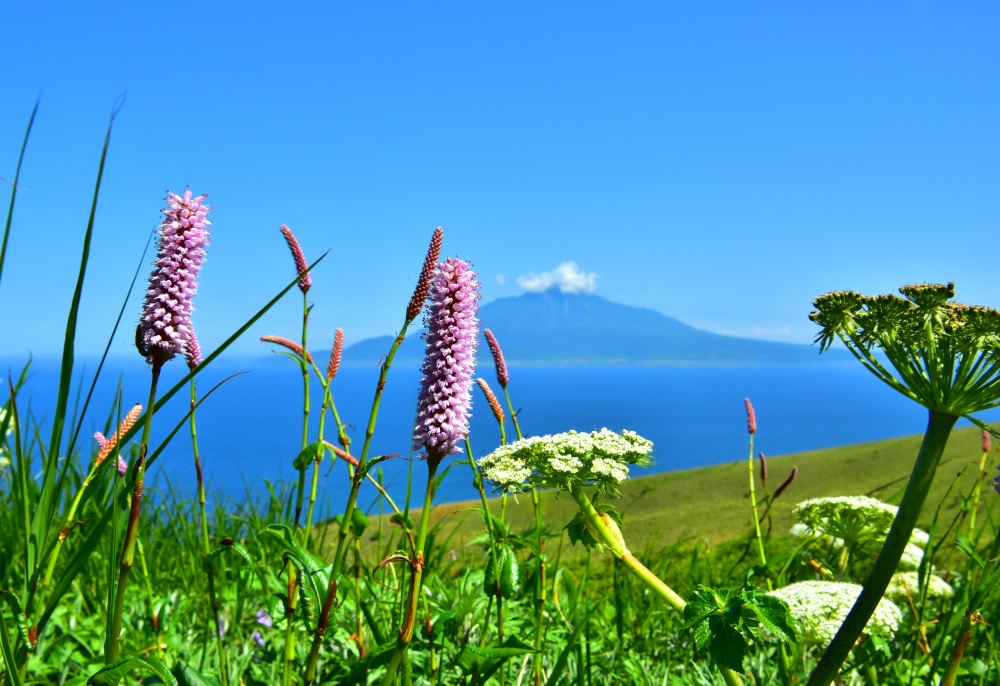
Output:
106,362,162,663
0,100,37,293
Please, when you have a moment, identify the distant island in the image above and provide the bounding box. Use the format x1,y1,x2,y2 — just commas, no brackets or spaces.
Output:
335,290,840,367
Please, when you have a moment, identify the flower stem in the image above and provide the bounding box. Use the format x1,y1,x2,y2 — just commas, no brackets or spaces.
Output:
190,379,227,685
106,362,161,664
381,460,438,686
565,482,743,686
807,410,958,686
293,293,311,527
333,320,411,575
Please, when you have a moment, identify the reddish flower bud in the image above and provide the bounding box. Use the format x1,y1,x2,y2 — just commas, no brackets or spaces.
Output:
773,466,798,500
744,398,757,434
327,328,344,381
759,451,768,482
406,227,443,322
280,224,312,294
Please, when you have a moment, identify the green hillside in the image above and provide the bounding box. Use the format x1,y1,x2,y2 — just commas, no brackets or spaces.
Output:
394,424,998,557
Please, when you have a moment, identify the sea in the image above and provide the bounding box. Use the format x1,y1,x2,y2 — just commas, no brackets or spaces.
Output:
7,356,997,514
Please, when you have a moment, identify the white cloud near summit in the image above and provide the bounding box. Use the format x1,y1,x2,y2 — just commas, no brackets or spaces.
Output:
516,262,598,294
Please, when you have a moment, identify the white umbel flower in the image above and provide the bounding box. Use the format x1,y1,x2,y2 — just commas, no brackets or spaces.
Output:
478,428,653,494
886,572,953,603
769,581,901,646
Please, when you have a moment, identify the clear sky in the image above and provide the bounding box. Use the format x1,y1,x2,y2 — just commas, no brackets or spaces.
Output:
1,3,998,360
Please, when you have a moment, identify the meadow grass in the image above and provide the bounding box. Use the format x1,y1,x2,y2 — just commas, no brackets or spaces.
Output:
5,109,1000,686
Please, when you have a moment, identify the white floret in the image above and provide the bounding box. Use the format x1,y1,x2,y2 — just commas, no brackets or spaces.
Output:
769,581,901,646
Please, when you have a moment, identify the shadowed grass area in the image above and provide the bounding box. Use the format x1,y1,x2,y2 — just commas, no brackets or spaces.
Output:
393,424,997,558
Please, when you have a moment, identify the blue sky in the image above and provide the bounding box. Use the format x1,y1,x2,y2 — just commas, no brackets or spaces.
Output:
1,2,998,360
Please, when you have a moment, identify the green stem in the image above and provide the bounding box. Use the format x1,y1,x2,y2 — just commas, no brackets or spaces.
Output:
106,362,161,664
807,410,958,686
747,433,767,568
190,379,227,685
381,459,438,686
565,482,742,686
333,319,412,574
940,610,976,686
293,294,311,528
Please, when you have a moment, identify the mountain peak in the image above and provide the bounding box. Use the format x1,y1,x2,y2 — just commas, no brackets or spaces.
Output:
341,291,828,367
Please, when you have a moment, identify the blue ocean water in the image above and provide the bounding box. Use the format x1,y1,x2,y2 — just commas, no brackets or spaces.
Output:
8,357,996,513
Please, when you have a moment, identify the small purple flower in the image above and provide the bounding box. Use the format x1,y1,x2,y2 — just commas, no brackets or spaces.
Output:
252,630,265,647
138,190,211,366
413,257,480,467
994,465,1000,495
117,455,128,476
256,608,273,627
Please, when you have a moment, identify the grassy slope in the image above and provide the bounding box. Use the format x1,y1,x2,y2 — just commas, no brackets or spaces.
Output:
407,424,998,558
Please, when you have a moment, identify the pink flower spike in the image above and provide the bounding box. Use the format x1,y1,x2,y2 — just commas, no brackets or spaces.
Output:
138,190,211,366
984,429,992,455
280,225,312,294
744,398,757,435
327,328,344,381
413,257,480,466
186,328,203,371
117,455,128,476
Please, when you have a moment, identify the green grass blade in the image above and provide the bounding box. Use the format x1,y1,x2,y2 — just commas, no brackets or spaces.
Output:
0,606,24,686
35,114,116,575
0,99,37,293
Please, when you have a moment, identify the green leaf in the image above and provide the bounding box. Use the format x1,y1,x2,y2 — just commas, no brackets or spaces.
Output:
455,636,535,681
172,662,222,686
87,653,177,685
259,525,331,631
202,540,255,574
746,593,798,644
293,441,327,471
707,616,747,673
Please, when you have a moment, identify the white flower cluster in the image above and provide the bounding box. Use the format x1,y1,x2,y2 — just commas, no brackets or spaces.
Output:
885,571,953,603
477,428,653,494
769,581,901,646
794,495,898,547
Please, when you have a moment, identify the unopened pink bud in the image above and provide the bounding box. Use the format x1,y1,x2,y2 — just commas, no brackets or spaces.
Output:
984,429,992,455
759,451,768,482
744,398,757,434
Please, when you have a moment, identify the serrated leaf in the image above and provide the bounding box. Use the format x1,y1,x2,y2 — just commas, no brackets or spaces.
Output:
746,594,798,644
87,653,177,685
707,616,747,673
684,586,724,627
259,525,331,631
693,617,712,650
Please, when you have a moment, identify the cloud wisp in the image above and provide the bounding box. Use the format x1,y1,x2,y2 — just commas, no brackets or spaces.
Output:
516,261,598,294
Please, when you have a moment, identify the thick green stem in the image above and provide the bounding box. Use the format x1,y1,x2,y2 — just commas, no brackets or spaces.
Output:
566,482,743,685
807,410,958,686
940,610,976,686
106,362,161,664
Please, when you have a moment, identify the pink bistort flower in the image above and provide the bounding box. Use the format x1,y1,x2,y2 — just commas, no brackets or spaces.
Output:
413,257,480,467
138,190,211,366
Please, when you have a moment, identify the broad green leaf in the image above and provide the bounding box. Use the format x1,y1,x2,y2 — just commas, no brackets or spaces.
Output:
87,653,176,686
455,636,535,675
707,616,747,673
746,594,798,644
